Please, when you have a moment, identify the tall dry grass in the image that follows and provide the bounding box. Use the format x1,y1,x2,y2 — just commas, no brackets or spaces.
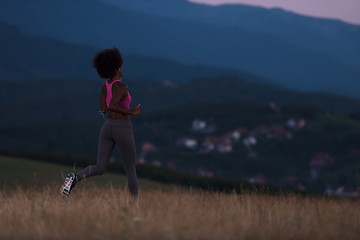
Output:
0,185,359,240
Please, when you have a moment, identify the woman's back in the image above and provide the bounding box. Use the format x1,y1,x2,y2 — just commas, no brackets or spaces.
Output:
101,80,131,121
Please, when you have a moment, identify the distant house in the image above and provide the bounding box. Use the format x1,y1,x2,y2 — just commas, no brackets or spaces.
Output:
192,118,216,133
243,135,257,157
310,153,335,179
176,137,198,149
192,119,207,131
243,136,257,148
217,142,232,153
268,126,292,139
229,130,241,142
325,187,359,198
217,135,233,153
287,118,306,130
142,142,157,153
249,174,267,184
136,156,146,164
198,136,218,154
138,142,157,163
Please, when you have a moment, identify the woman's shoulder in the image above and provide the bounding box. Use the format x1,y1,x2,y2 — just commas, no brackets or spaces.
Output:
113,81,128,89
111,82,128,95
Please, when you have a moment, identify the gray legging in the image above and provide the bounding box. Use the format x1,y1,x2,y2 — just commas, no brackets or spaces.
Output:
77,118,138,196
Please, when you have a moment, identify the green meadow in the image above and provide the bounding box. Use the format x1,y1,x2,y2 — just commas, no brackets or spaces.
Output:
0,155,169,190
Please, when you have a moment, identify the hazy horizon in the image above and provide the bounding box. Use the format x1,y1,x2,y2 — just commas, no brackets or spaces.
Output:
189,0,360,25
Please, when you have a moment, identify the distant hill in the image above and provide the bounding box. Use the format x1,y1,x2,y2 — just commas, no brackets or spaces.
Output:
133,77,360,114
0,22,97,80
103,0,360,68
1,0,360,97
2,76,360,126
0,21,271,84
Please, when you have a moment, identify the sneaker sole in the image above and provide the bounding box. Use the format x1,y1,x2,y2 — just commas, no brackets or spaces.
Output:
60,175,74,196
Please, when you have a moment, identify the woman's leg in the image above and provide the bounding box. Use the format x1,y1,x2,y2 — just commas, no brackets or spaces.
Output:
77,124,115,180
113,127,138,196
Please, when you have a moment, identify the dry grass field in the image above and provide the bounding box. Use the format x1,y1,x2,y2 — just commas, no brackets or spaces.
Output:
1,185,359,240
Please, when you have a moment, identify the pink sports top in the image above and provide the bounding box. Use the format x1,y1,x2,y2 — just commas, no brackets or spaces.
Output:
105,80,131,109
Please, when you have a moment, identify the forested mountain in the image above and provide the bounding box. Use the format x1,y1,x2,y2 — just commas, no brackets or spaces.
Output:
1,0,359,97
103,0,360,68
2,76,360,127
0,21,267,83
0,22,96,80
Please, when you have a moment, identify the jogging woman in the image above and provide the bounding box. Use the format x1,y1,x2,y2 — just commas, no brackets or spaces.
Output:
60,47,140,197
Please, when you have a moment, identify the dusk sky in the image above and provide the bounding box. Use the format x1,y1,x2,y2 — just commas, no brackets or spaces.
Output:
189,0,360,25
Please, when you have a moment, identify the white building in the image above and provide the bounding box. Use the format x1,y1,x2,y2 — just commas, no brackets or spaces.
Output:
192,119,207,131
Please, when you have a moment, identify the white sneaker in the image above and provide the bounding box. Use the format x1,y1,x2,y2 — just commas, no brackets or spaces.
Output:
60,173,77,196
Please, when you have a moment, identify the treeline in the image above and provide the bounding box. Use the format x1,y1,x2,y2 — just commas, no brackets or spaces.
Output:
3,77,360,126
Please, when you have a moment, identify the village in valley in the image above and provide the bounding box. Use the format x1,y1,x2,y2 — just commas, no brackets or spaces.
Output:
132,102,358,196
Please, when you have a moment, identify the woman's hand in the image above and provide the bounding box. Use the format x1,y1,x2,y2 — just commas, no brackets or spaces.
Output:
131,104,141,116
98,111,106,120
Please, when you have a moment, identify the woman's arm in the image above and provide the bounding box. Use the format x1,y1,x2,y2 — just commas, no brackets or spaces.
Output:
108,83,141,116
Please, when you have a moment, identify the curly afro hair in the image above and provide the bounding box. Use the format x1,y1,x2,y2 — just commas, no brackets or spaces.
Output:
92,47,123,79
